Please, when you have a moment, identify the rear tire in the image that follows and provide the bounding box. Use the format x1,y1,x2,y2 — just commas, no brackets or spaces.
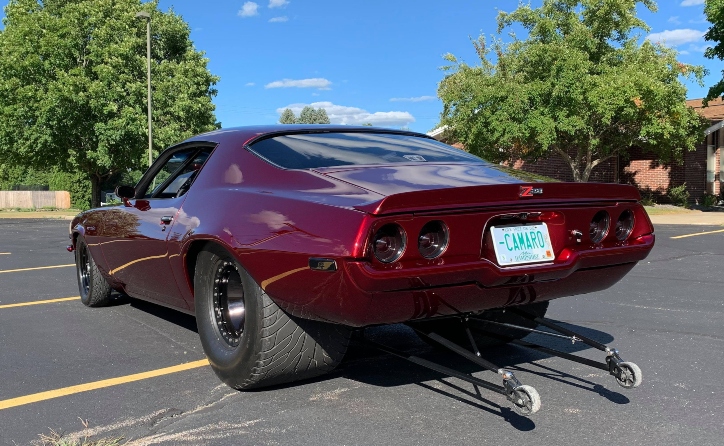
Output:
411,301,550,349
194,247,351,390
75,236,113,307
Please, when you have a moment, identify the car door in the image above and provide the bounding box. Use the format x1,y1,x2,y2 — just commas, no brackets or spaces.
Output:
100,146,211,308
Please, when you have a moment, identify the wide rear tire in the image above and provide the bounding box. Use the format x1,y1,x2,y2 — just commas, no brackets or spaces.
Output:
194,247,351,390
75,236,113,307
411,301,550,349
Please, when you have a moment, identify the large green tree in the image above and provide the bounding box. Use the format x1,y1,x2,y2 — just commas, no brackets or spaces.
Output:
704,0,724,101
438,0,707,182
0,0,219,206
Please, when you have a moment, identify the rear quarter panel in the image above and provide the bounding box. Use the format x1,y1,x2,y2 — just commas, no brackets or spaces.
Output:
169,139,372,318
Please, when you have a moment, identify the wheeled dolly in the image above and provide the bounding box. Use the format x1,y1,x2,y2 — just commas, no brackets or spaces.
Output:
364,308,642,417
475,307,643,390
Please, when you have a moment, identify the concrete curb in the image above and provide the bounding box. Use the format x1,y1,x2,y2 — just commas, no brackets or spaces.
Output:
0,212,75,220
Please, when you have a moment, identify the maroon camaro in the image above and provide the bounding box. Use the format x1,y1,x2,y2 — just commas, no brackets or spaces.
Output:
69,125,654,402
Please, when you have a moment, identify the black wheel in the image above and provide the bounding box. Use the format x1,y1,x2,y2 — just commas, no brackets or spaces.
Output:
75,236,112,307
410,301,549,349
614,361,642,389
510,385,541,416
194,247,352,390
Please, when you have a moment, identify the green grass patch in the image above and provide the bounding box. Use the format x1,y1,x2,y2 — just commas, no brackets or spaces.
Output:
643,205,694,216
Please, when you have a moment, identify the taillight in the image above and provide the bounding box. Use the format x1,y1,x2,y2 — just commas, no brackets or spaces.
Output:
615,209,635,241
589,211,610,243
418,221,449,259
372,224,406,263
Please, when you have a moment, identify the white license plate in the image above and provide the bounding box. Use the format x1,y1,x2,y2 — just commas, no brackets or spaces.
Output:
490,224,554,266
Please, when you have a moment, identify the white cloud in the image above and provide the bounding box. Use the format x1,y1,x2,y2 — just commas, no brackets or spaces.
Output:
668,16,681,24
389,96,436,103
245,82,255,86
269,16,288,22
269,0,289,7
647,29,704,46
238,2,259,17
265,78,332,89
277,102,416,127
679,50,691,55
690,43,713,52
680,0,704,6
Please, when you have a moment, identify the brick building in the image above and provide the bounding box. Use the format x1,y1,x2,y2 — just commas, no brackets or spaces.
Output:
429,98,724,204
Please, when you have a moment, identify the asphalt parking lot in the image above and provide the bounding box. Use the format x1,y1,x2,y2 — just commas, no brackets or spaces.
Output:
0,218,722,445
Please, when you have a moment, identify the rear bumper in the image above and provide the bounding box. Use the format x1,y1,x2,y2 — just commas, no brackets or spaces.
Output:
272,234,653,327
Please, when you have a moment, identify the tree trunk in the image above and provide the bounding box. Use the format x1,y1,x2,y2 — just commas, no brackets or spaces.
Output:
554,146,613,183
90,175,102,208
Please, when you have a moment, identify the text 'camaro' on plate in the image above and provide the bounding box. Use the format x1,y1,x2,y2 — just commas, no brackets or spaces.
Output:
68,125,654,406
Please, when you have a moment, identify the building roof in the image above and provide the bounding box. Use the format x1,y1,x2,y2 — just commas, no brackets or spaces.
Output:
687,97,724,121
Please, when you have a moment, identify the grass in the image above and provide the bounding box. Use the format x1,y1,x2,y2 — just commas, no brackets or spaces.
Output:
643,204,695,216
0,208,79,219
33,420,124,446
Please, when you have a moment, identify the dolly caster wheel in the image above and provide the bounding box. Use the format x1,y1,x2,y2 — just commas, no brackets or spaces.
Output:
614,362,642,389
509,385,541,416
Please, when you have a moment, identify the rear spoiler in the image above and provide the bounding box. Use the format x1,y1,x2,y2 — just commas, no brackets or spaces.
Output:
353,183,641,215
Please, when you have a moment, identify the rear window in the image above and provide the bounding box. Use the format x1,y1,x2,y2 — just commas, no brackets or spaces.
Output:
247,132,483,169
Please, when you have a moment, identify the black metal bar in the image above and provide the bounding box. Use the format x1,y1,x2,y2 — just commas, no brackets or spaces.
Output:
414,329,501,374
462,319,482,357
507,308,609,351
473,319,580,341
510,339,609,371
364,338,506,395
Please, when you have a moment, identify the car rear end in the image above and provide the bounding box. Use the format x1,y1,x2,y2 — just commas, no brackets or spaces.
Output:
324,182,654,326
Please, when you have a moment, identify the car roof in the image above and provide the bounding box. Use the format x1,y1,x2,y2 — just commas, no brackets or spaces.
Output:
184,125,433,145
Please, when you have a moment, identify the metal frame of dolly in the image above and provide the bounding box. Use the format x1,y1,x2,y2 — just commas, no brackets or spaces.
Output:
475,307,643,390
363,308,642,417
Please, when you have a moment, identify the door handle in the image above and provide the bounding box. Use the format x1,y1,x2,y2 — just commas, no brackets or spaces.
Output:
160,216,173,225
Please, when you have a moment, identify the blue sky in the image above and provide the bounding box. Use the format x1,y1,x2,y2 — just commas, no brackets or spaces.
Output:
3,1,722,133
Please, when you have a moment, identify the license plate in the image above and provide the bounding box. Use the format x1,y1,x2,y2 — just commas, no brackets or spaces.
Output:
490,223,554,266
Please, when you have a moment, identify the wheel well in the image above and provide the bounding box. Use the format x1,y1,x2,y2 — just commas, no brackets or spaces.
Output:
185,240,234,296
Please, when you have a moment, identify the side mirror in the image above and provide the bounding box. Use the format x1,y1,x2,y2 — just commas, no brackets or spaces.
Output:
115,185,135,206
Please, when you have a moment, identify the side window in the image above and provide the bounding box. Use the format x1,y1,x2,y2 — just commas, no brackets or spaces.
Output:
144,148,211,198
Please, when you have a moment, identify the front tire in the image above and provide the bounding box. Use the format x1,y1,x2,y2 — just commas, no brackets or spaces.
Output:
75,236,113,307
194,247,351,390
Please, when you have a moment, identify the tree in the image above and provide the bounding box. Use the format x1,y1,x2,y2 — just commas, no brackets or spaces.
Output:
296,106,330,124
312,107,330,124
0,0,219,207
438,0,707,182
704,0,724,101
279,108,297,124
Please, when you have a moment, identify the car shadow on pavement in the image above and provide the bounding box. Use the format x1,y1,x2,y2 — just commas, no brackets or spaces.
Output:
126,297,199,333
336,322,627,428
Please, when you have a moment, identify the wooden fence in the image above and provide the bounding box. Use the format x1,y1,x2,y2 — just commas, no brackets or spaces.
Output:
0,191,71,209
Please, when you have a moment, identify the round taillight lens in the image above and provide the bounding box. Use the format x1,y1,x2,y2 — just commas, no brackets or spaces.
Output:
589,211,610,244
372,224,406,263
418,221,449,259
615,209,635,241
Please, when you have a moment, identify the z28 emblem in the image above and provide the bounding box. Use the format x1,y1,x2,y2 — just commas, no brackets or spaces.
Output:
519,186,543,198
